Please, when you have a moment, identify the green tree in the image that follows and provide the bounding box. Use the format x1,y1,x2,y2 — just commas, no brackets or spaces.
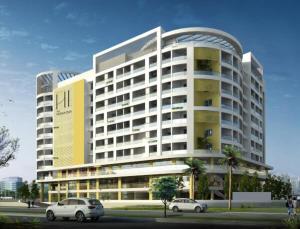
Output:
263,174,292,200
30,181,39,201
250,172,261,192
152,176,178,218
239,171,251,192
175,176,184,197
197,174,210,199
0,126,19,168
18,182,30,201
197,137,211,149
219,145,241,210
184,158,206,199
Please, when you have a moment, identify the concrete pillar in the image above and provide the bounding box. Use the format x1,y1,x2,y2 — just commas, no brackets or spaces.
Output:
189,175,194,199
76,180,80,198
149,176,152,200
65,182,68,198
118,177,122,200
57,183,61,201
96,178,100,200
87,180,90,198
210,190,214,200
48,192,51,203
39,183,44,202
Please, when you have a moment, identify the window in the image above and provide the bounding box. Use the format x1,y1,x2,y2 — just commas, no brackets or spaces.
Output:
204,129,213,137
88,199,101,205
204,99,212,106
60,199,69,205
68,199,78,205
77,199,86,205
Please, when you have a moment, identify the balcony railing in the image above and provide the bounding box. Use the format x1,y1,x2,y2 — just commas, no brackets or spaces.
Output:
194,71,220,76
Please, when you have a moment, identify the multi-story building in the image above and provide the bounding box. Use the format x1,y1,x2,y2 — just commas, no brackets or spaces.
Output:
36,27,271,202
0,177,23,197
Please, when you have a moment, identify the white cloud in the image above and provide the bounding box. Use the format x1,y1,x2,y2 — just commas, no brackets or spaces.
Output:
11,30,28,37
44,18,51,24
265,73,286,82
41,43,59,52
283,94,294,99
64,51,87,61
0,50,9,59
54,2,67,11
0,5,9,16
25,62,37,68
66,13,76,20
82,37,96,44
0,27,29,40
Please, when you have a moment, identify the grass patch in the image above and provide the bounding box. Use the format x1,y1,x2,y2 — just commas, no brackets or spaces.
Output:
209,207,286,213
0,214,41,229
112,205,164,210
112,205,286,213
107,212,283,224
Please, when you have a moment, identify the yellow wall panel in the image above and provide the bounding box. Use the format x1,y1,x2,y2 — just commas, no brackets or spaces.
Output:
194,111,220,151
194,47,220,73
53,80,85,167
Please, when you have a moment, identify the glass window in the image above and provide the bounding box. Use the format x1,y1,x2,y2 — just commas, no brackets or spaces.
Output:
60,199,69,205
78,200,86,205
88,199,101,205
68,199,78,205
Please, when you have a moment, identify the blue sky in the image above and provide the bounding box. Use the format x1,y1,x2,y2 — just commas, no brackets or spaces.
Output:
0,0,299,181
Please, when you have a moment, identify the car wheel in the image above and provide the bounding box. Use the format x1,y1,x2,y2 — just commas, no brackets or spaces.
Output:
62,217,69,221
172,206,179,212
46,210,56,221
194,206,201,213
75,211,86,223
91,216,99,222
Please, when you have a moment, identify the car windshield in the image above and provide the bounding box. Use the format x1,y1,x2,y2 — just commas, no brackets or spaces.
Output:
88,199,101,205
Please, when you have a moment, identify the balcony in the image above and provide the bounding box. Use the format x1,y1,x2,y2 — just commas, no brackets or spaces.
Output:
194,71,220,76
221,135,232,141
172,56,187,61
221,89,232,96
221,119,232,126
222,73,232,80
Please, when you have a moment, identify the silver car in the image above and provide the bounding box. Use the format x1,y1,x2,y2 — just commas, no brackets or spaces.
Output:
169,198,208,213
46,198,104,222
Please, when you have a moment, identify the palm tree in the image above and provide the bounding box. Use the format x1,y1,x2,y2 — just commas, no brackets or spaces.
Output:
220,145,241,210
184,158,206,200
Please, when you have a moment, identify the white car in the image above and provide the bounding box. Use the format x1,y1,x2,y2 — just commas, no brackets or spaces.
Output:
46,198,104,222
169,198,208,213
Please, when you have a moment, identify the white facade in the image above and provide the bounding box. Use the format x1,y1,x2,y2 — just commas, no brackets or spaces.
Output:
36,27,271,202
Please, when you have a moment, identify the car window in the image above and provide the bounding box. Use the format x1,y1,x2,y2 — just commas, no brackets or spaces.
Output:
88,199,101,205
68,199,78,205
60,199,69,205
78,200,86,205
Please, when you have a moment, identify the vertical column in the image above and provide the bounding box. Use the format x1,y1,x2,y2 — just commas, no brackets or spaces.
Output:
118,177,122,200
57,182,61,201
39,183,44,202
87,180,90,198
156,28,162,156
48,192,52,203
65,181,68,198
76,180,80,198
96,178,100,200
149,176,152,200
189,175,193,199
186,46,195,155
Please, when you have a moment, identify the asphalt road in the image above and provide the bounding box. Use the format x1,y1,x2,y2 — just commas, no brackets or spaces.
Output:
0,206,287,229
